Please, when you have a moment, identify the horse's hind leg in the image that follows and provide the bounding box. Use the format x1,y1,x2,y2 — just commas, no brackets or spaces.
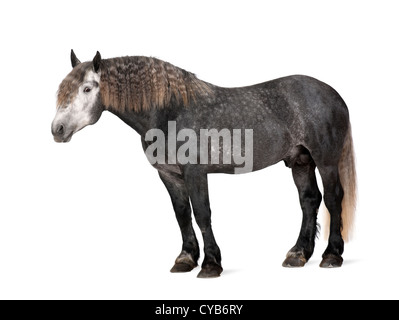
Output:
158,171,199,273
318,165,345,267
283,149,322,267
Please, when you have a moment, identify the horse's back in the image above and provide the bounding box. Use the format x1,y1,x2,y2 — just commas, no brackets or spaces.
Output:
211,74,348,128
256,74,349,123
222,75,350,165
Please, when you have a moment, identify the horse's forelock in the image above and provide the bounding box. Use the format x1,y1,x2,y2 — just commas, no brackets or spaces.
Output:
57,62,92,108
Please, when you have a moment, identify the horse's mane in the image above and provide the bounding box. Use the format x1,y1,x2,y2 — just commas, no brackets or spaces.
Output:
100,56,214,112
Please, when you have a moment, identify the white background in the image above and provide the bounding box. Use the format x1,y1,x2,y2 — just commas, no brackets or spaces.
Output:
0,0,398,299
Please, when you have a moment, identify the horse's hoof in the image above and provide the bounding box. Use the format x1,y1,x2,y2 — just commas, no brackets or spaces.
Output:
282,256,306,268
319,254,343,268
282,251,307,268
197,264,223,278
170,262,196,273
170,251,197,273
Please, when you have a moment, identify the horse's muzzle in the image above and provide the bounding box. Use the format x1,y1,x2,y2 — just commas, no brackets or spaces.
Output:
52,122,72,143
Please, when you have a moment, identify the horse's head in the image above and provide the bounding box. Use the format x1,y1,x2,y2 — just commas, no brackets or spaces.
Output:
52,50,103,143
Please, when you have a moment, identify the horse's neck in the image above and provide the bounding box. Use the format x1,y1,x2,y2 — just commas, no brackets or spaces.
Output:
108,108,152,136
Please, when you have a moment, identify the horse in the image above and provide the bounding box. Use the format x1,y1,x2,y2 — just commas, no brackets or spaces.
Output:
51,50,356,278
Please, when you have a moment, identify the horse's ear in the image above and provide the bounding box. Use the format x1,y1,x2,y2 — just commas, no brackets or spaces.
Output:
71,49,81,68
93,51,102,73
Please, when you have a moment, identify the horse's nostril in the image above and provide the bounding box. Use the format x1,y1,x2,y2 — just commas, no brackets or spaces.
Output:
57,124,64,135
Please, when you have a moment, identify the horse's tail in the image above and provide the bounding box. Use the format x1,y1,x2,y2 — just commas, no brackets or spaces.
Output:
324,123,357,242
338,124,357,241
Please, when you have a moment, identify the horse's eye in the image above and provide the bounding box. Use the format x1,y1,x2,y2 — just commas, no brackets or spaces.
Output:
84,87,91,93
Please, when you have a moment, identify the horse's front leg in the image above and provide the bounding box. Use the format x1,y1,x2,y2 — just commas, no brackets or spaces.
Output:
158,171,199,273
183,166,223,278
